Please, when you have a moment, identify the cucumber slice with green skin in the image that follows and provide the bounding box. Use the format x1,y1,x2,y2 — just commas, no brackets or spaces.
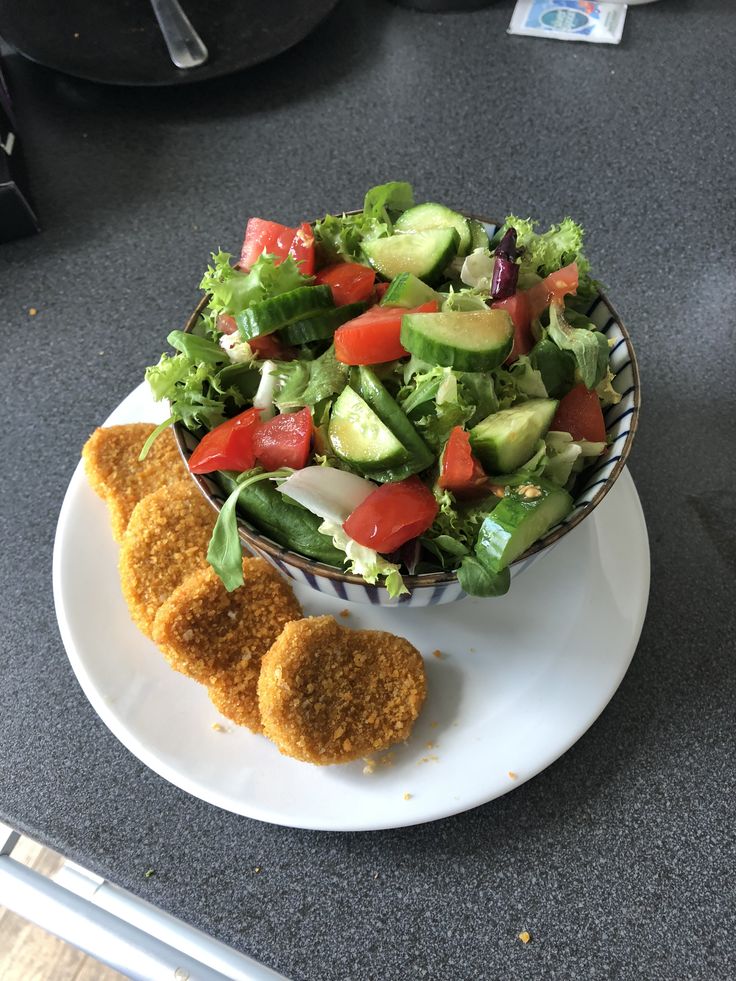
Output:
380,272,440,309
281,302,367,345
363,228,459,285
328,386,409,471
530,337,576,399
400,309,514,372
470,398,558,474
467,219,490,252
236,286,333,340
394,203,472,256
353,365,435,471
474,479,573,572
362,459,429,484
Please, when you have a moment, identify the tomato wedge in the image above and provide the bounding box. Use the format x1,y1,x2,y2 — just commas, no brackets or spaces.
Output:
493,292,533,364
334,300,438,365
372,282,390,304
239,218,296,270
188,407,261,474
438,427,490,500
550,383,606,443
315,263,376,306
248,334,296,361
343,476,438,554
217,313,238,335
526,262,579,319
253,407,313,471
288,221,316,276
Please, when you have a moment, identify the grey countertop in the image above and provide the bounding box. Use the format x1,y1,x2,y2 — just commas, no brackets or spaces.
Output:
1,1,734,978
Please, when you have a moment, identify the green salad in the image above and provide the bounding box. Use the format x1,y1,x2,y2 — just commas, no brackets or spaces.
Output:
145,181,621,598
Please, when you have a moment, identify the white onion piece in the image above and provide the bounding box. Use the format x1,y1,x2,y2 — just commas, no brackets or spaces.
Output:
277,466,376,524
253,360,277,420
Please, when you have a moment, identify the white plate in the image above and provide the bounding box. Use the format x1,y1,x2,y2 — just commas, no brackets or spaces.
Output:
53,384,650,832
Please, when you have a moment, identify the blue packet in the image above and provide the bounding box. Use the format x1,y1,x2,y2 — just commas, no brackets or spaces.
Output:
508,0,627,44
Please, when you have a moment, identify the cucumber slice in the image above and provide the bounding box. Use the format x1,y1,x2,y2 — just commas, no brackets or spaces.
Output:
363,228,459,285
380,272,440,309
353,366,435,471
470,398,558,474
281,302,366,345
394,203,472,256
237,286,333,340
328,386,409,471
475,479,573,572
468,219,490,252
400,309,514,372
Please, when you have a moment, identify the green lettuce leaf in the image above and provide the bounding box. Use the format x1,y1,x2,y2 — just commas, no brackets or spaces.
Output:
145,354,232,430
544,431,607,486
426,489,500,562
166,330,229,365
318,518,408,597
399,364,498,447
363,181,414,226
596,368,622,406
499,215,595,296
441,286,490,312
457,555,510,597
312,212,388,264
547,303,609,390
200,250,311,317
507,355,548,399
273,345,348,411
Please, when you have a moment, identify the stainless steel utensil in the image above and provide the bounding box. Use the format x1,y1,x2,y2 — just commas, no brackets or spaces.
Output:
149,0,208,70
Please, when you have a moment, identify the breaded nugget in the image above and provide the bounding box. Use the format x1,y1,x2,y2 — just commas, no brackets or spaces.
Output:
82,423,184,541
119,479,214,637
258,616,426,765
152,558,302,733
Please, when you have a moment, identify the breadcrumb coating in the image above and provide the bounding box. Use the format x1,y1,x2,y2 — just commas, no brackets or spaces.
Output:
119,480,214,637
258,616,426,764
82,424,184,541
152,557,302,733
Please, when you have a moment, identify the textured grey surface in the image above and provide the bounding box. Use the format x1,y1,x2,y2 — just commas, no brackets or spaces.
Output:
1,1,734,978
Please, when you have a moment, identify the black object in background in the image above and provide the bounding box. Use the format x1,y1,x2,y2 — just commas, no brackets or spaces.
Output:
0,56,38,242
0,0,340,86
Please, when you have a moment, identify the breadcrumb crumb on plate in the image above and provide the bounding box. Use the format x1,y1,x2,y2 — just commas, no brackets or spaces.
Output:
82,424,183,541
258,615,426,765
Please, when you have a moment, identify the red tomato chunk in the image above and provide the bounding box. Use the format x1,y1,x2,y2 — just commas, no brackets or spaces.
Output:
334,301,438,365
438,427,489,500
343,476,438,554
551,383,606,443
492,292,532,364
188,407,261,474
253,407,313,471
239,218,295,270
289,222,316,276
526,262,579,319
315,263,376,306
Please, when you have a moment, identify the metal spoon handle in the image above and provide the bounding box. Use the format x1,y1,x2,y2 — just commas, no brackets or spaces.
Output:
150,0,209,70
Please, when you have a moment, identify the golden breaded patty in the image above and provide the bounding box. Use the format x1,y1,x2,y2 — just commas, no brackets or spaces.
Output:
82,424,184,541
152,557,302,733
258,615,426,765
119,479,214,637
